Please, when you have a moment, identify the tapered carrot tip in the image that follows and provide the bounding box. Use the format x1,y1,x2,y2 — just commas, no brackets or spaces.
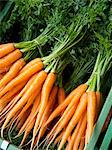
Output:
0,43,15,58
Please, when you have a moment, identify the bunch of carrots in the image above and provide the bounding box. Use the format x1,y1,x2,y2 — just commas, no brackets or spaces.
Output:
42,84,100,150
0,42,69,149
0,1,111,149
38,34,111,150
39,54,111,150
0,32,111,150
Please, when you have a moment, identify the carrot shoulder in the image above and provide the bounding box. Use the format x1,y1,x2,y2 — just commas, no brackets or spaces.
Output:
0,59,25,88
0,49,22,68
86,91,96,144
0,43,15,58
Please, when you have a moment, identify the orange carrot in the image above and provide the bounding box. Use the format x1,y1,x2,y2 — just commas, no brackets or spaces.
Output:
0,97,14,112
1,71,47,137
58,92,87,150
47,89,87,146
39,86,58,128
17,94,41,136
20,58,41,73
47,103,77,148
0,94,19,118
20,117,36,146
0,44,5,48
58,87,66,116
67,119,82,150
59,84,87,125
16,107,32,130
0,82,26,112
55,130,71,146
17,91,38,121
45,84,87,127
0,59,25,88
0,49,22,68
58,87,66,105
0,74,37,116
0,61,43,98
37,86,58,145
31,72,56,149
55,131,64,144
0,43,15,58
95,91,102,121
79,135,85,150
0,74,4,80
73,113,87,150
86,91,96,144
0,66,10,74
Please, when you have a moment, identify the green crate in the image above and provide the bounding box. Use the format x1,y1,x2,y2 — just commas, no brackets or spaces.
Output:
0,138,21,150
86,87,112,150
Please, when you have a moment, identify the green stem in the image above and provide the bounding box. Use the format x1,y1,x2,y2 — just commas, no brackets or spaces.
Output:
101,54,112,76
51,60,59,73
88,74,97,91
97,67,101,92
44,61,56,73
87,52,101,85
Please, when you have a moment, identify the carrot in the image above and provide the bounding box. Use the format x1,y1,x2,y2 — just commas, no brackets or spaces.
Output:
73,113,87,150
39,86,58,128
17,91,38,121
0,44,4,48
6,109,22,131
17,94,41,136
31,72,56,149
0,74,4,80
16,107,32,130
95,91,102,121
1,71,47,137
0,49,22,68
55,130,71,145
58,87,66,116
0,59,25,88
37,86,58,145
0,74,37,115
54,131,64,144
0,82,26,112
58,87,66,105
48,88,87,146
45,84,87,127
47,103,77,148
0,43,15,58
0,94,19,118
15,91,39,129
0,75,34,117
58,92,87,150
20,117,36,146
86,91,96,144
56,132,66,146
79,133,85,150
58,84,87,125
0,66,10,74
0,61,43,98
67,118,82,150
20,58,41,73
0,97,14,112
